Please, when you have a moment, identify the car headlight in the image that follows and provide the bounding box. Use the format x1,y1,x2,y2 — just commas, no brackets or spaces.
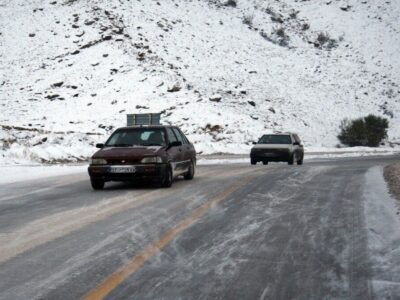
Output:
90,158,107,165
141,156,163,164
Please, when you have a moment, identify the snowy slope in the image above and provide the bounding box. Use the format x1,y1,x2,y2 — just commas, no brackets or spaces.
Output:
0,0,399,163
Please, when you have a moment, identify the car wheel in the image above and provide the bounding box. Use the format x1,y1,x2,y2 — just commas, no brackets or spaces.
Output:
251,159,257,165
91,179,104,190
288,155,294,165
162,165,173,188
262,161,268,165
184,161,195,180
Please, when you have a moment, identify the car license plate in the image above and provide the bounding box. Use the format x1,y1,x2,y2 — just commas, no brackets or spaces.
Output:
264,152,276,157
109,166,136,173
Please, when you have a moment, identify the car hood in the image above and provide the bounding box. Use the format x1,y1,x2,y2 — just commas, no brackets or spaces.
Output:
252,144,293,150
92,146,165,159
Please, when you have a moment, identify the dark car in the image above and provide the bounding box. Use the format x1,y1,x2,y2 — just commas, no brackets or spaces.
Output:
250,133,304,165
88,126,196,189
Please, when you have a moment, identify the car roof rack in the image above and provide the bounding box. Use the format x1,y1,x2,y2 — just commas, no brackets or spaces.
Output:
127,113,161,126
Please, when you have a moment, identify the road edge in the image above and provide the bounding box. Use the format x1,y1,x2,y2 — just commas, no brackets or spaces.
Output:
383,161,400,202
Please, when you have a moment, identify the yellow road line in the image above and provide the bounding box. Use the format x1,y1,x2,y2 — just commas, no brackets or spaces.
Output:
82,176,253,300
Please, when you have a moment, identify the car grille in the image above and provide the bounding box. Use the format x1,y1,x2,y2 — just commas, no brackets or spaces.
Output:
255,148,288,152
252,149,290,156
106,158,142,165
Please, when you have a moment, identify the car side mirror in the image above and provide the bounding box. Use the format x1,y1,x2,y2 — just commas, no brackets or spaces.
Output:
168,141,182,149
252,142,257,145
96,143,105,149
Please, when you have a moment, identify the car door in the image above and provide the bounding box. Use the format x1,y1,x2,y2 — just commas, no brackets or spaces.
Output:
173,128,195,171
293,134,304,160
165,127,184,176
172,127,190,172
177,128,196,164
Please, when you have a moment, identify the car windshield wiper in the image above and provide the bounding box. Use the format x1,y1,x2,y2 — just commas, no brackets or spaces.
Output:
141,143,164,146
107,143,133,147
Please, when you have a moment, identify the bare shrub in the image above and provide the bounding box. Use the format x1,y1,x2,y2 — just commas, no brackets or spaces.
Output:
275,27,285,37
265,6,273,14
274,27,289,46
317,32,330,45
259,30,270,40
242,14,254,26
301,23,310,31
289,10,299,19
224,0,237,7
260,27,289,47
316,32,338,49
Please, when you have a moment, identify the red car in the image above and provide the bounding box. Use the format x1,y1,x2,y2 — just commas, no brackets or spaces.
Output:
88,125,196,189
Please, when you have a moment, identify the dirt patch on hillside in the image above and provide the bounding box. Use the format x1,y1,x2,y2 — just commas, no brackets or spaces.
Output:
384,162,400,201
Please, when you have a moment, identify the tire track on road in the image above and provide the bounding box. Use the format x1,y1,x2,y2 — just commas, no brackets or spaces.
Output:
0,165,264,263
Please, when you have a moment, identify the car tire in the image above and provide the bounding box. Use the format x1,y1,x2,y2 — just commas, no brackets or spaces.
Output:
297,158,303,165
288,155,294,165
91,179,105,190
162,165,173,188
251,159,257,165
262,161,268,165
184,161,195,180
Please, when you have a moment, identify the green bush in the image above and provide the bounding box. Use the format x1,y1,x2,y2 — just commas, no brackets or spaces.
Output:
338,114,389,147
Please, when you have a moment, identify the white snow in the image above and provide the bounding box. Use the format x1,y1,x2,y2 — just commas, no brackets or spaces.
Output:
363,166,400,298
1,0,400,164
0,150,398,185
197,158,249,165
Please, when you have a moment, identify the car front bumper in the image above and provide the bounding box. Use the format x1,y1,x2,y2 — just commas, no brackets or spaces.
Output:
250,149,292,162
88,164,167,182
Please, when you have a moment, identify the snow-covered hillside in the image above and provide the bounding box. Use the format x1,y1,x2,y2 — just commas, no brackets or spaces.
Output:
1,0,399,163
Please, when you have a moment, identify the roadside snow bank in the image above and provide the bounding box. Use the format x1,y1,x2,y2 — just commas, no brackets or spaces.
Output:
197,158,249,165
197,149,400,165
305,149,400,160
0,126,99,164
0,165,87,185
306,146,400,154
364,167,400,298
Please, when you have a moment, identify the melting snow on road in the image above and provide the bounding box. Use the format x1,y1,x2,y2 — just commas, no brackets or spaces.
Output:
0,164,87,185
363,166,400,298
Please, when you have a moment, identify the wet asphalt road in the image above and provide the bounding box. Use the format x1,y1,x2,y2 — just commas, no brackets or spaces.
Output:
0,156,398,300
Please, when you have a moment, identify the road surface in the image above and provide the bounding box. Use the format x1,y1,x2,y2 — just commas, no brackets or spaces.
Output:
0,156,398,300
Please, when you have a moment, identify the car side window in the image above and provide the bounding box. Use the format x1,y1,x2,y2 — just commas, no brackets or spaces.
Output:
177,129,190,144
294,134,301,144
172,128,186,144
166,128,178,144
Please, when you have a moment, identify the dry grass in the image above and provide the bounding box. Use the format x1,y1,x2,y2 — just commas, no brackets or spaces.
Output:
384,162,400,201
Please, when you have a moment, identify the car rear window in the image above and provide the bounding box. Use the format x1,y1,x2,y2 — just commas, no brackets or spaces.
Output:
258,135,292,144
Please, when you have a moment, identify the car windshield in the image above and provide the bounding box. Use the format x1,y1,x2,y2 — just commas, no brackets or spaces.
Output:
258,134,292,144
105,128,166,147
